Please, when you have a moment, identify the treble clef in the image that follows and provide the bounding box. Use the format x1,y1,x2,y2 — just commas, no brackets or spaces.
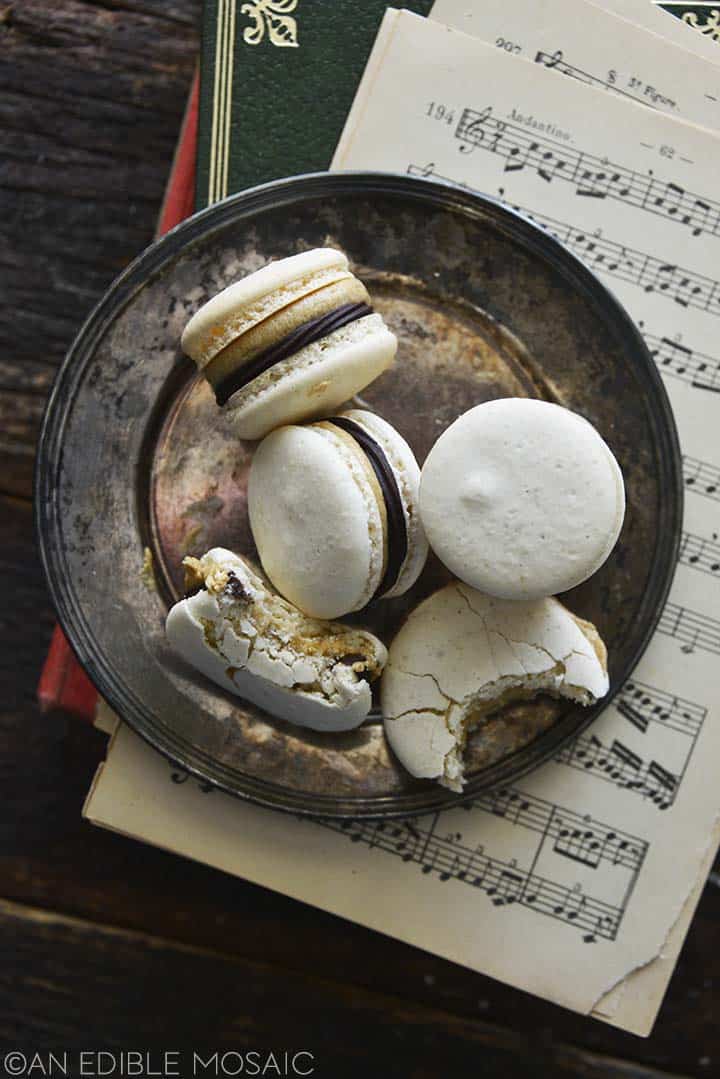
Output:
535,48,563,70
458,105,493,155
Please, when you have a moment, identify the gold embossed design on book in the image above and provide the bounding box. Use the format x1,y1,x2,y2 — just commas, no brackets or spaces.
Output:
681,8,720,41
241,0,299,47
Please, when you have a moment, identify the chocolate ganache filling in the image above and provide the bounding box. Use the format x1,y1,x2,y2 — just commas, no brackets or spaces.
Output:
214,301,373,406
328,416,409,601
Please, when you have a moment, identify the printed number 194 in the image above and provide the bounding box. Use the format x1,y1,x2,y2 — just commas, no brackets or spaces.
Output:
426,102,455,124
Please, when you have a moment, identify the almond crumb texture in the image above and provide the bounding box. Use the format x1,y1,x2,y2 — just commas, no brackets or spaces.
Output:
166,548,387,732
381,582,608,790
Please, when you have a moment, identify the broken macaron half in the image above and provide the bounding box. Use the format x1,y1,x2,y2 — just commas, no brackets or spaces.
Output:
166,548,387,732
381,581,608,790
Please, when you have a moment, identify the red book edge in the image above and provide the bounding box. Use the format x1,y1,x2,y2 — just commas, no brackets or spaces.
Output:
38,69,200,721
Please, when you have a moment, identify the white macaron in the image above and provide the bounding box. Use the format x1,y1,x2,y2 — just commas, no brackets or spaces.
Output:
419,398,625,601
382,582,609,790
248,409,429,619
181,248,396,439
166,548,387,732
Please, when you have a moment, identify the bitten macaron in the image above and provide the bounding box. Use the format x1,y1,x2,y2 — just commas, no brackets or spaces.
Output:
382,582,608,790
248,409,429,619
419,398,625,601
181,248,397,439
166,548,387,732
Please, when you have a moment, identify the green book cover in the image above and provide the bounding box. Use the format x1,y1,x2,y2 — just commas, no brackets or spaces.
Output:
658,2,720,37
196,0,433,208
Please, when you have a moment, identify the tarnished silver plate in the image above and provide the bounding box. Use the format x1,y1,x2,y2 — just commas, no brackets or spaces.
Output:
36,172,681,817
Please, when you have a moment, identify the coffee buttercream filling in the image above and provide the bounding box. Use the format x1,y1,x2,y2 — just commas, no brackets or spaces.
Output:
327,416,409,601
214,302,373,406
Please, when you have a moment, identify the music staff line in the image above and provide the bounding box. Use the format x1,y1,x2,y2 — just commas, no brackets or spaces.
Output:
407,163,720,324
616,679,706,739
323,815,632,942
533,49,675,111
470,787,645,871
454,106,719,240
683,454,720,504
166,760,633,943
646,334,720,395
557,734,679,810
678,529,720,577
557,678,707,810
659,601,720,656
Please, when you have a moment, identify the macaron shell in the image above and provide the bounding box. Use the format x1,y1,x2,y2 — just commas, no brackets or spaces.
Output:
248,425,384,618
229,316,396,440
340,408,429,598
166,587,374,733
419,398,626,601
204,276,370,388
182,248,350,367
381,582,609,786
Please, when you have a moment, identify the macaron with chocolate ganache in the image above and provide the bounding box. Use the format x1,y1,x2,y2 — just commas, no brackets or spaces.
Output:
248,409,429,619
181,248,397,439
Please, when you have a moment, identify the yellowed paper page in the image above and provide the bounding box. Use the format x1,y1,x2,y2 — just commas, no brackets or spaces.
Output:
431,0,720,128
332,7,720,1031
86,719,717,1035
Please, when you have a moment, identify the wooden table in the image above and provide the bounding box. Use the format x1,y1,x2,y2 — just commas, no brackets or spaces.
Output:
2,1,718,1071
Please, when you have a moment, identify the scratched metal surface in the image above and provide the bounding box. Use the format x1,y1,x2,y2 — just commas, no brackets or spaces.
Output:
36,173,681,817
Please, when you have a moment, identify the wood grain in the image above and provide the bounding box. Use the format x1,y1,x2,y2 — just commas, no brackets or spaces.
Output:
0,898,697,1077
2,0,718,1070
0,0,200,500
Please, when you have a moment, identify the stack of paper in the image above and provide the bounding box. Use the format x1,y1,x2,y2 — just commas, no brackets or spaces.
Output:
86,2,720,1035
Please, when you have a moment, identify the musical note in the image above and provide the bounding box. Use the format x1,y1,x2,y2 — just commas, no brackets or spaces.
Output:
454,108,720,237
683,454,720,503
553,678,705,809
474,789,645,871
553,821,604,869
557,734,683,809
659,601,720,656
678,530,720,576
322,809,634,942
617,679,706,738
647,335,720,394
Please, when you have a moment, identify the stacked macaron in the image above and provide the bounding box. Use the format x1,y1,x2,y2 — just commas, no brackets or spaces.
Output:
248,409,428,619
168,248,627,787
181,248,397,439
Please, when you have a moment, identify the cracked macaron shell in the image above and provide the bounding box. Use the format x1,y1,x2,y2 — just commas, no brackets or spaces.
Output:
166,547,387,732
381,582,609,789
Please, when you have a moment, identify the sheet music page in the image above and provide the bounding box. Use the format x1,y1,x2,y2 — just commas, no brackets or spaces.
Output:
331,7,720,1029
592,0,720,64
430,0,720,129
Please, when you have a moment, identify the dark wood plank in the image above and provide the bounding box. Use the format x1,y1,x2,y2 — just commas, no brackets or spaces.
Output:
0,0,200,500
0,898,689,1078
